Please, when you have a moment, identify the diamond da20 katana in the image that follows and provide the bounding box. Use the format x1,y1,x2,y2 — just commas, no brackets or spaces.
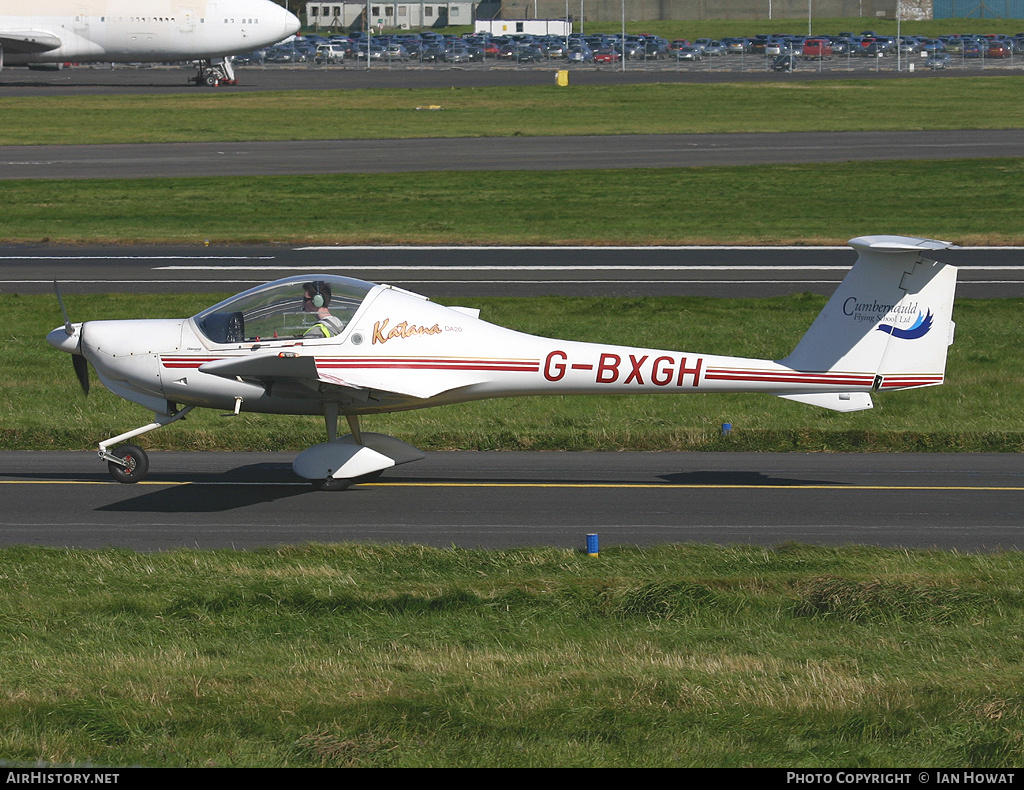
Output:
47,235,959,489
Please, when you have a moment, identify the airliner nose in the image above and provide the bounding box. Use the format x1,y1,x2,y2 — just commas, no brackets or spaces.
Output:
274,2,302,39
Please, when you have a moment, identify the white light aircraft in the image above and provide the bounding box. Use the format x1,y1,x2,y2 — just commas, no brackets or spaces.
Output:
47,235,959,489
0,0,300,85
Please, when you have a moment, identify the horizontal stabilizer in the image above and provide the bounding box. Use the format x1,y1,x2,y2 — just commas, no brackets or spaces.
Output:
777,392,873,412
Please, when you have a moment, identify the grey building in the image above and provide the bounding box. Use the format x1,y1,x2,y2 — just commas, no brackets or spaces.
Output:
305,1,480,29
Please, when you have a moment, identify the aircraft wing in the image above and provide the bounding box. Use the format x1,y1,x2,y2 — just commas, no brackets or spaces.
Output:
198,353,489,400
0,31,62,54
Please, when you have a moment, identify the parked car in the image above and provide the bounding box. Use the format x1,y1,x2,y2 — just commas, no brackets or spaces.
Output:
234,50,266,65
962,40,985,58
566,45,593,63
897,37,921,56
266,45,303,63
642,37,670,58
444,43,472,62
620,38,647,59
593,48,621,63
723,37,751,54
831,37,851,55
674,46,703,61
351,44,387,61
926,52,952,69
512,45,544,63
772,54,798,71
419,44,446,62
384,43,409,61
315,44,345,63
987,42,1011,58
802,39,833,59
541,40,568,58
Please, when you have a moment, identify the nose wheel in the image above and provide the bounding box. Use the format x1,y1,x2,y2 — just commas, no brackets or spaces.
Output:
106,443,149,484
98,406,193,484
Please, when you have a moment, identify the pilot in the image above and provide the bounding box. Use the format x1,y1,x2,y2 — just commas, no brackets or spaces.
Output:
302,281,345,337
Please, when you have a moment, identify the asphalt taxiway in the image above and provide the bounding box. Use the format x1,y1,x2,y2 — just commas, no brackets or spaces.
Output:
3,242,1022,298
1,451,1022,552
0,61,997,96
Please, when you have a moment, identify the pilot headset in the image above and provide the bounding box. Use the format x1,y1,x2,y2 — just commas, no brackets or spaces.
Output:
307,282,326,308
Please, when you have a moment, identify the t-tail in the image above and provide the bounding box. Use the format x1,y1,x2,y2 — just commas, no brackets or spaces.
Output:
777,235,958,412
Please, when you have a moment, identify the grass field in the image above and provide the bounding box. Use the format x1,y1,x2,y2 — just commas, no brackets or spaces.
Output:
3,157,1024,245
4,77,1024,245
3,76,1024,146
2,542,1024,767
4,77,1024,246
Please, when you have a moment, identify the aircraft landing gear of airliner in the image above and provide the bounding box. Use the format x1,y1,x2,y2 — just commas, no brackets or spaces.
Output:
190,58,237,87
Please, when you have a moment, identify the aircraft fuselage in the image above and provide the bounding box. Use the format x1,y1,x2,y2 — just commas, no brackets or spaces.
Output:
0,0,299,64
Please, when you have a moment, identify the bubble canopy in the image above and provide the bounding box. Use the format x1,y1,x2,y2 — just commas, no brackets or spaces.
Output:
192,274,377,344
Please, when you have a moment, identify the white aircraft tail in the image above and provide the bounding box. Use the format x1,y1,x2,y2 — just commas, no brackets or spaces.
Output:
779,235,958,411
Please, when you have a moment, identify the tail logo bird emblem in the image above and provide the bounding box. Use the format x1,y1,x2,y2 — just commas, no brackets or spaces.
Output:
876,310,934,340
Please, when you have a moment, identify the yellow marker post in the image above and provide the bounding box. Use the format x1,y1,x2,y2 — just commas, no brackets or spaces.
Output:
555,70,569,87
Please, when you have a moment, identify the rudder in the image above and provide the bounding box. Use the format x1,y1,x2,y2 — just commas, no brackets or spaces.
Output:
781,235,958,396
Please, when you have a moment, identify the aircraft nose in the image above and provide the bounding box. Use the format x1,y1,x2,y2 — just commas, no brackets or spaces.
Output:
269,0,301,40
81,319,184,359
283,7,301,38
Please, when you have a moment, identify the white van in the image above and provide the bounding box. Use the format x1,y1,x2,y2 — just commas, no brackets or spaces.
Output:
315,44,346,63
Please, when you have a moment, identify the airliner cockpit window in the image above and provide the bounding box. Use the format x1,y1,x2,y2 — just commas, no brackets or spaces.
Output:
193,275,375,344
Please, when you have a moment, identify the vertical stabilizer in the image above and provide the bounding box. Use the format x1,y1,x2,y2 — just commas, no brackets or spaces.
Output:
781,235,958,395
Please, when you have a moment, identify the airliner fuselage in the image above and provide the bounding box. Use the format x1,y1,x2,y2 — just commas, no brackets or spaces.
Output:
0,0,299,65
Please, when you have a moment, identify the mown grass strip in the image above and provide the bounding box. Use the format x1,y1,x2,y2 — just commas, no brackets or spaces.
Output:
5,292,1021,452
3,158,1024,245
2,542,1024,767
3,76,1024,145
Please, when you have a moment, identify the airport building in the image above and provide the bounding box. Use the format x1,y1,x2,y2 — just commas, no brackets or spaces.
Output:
304,1,484,30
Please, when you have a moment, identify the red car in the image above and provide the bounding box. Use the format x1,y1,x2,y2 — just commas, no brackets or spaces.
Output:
594,48,621,63
802,38,833,58
988,42,1011,58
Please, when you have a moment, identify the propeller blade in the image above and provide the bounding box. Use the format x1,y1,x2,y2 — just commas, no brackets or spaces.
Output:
54,281,73,336
72,353,90,396
53,281,88,393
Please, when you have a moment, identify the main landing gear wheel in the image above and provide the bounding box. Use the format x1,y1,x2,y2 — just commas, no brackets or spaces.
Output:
107,444,149,484
314,477,351,491
312,470,384,491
